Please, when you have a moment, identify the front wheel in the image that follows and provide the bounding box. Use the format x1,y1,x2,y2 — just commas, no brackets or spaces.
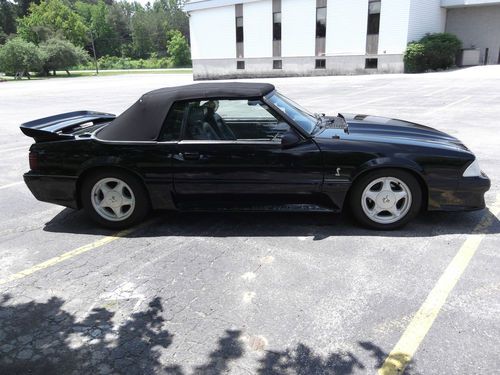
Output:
349,169,422,230
81,170,150,229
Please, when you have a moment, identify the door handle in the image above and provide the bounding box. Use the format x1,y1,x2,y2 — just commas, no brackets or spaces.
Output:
181,152,200,160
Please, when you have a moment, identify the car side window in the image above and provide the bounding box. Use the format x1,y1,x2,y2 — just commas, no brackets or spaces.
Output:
182,99,290,142
159,101,185,141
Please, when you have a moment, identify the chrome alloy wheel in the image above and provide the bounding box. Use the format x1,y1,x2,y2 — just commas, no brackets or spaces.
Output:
361,177,412,224
91,177,135,222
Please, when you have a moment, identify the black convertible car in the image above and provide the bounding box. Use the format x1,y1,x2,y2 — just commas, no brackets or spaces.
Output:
21,82,490,230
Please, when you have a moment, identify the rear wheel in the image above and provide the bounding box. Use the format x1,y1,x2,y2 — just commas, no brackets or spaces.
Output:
81,170,150,229
349,169,422,230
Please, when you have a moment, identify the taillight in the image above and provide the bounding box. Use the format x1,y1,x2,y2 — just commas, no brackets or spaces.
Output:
29,151,38,170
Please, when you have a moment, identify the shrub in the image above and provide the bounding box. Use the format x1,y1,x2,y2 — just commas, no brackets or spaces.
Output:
404,33,462,73
0,37,43,77
404,42,427,73
75,55,174,70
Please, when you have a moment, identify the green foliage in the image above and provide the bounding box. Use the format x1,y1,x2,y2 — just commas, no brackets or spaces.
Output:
154,0,189,38
404,42,427,73
76,54,173,70
0,30,7,45
404,33,462,73
18,0,89,46
166,30,190,67
0,37,43,75
0,0,18,36
16,0,41,17
130,7,170,59
39,37,90,74
1,0,190,75
75,0,119,56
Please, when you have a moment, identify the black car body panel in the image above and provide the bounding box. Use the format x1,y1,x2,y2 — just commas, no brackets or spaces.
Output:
21,83,490,217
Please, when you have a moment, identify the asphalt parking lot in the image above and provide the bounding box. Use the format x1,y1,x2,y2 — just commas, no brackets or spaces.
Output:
1,66,499,375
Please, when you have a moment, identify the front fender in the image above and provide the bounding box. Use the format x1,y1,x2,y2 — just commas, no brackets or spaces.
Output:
352,157,426,181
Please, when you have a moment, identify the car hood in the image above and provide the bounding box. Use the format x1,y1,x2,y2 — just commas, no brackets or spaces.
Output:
314,113,469,152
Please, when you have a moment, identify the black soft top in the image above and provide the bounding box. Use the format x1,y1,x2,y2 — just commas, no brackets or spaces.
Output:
97,82,275,141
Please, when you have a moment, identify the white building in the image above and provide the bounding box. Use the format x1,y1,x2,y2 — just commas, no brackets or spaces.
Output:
184,0,500,79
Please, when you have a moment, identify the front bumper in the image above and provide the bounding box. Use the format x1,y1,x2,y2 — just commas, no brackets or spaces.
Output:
429,172,491,211
24,172,79,209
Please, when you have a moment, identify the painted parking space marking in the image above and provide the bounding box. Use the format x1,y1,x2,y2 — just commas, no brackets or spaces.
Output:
378,194,500,375
0,145,29,153
0,181,24,190
424,95,472,115
0,222,150,287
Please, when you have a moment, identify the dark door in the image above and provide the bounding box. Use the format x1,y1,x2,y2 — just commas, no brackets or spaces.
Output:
168,98,324,209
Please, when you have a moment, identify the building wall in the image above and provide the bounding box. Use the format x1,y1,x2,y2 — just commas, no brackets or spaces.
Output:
243,0,273,58
191,54,404,79
326,0,368,55
189,5,236,59
281,0,316,57
408,0,446,42
377,0,411,54
187,0,413,79
446,5,500,64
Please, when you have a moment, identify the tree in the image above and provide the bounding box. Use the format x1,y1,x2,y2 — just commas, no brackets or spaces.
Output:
15,0,41,17
18,0,89,46
166,30,190,67
106,2,132,55
0,37,43,77
130,9,154,58
154,0,189,40
1,0,18,36
75,0,119,56
39,36,89,75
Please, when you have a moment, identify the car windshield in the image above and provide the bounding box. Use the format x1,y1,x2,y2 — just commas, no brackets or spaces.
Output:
266,91,318,133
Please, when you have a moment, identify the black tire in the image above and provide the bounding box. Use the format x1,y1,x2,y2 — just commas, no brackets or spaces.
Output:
81,169,151,229
349,169,422,230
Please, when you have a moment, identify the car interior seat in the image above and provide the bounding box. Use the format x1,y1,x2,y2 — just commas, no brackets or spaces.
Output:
186,105,219,140
202,101,236,140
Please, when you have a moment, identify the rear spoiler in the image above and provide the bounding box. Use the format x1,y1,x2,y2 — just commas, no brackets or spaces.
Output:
20,111,116,142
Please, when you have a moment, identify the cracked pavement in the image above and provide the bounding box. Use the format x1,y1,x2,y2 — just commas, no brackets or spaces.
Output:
0,66,499,374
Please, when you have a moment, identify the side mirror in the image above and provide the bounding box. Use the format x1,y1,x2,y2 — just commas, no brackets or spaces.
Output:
281,130,301,148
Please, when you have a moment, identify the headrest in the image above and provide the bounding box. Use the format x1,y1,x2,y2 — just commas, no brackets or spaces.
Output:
188,106,205,124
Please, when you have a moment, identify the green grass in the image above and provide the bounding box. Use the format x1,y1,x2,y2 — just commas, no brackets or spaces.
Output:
0,68,192,82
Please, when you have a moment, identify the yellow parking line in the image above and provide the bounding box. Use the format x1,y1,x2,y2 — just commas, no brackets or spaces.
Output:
379,194,500,375
0,223,148,287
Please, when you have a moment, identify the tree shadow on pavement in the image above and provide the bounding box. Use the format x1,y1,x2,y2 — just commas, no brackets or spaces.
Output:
43,206,500,240
0,294,418,375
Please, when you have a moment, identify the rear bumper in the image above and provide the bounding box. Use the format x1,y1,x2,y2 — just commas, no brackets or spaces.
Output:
24,172,79,209
429,173,491,211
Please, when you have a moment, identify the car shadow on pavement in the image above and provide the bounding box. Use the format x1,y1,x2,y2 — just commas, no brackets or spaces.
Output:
43,207,500,240
0,293,418,375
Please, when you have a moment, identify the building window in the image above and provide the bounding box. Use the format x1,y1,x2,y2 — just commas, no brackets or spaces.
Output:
273,12,281,41
235,4,244,59
315,59,326,69
315,0,327,56
316,7,326,38
272,0,282,57
365,58,378,69
237,61,245,70
367,0,381,35
236,16,244,43
273,60,282,69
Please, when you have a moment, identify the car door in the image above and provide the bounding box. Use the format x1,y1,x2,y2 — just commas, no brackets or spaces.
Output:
169,98,324,209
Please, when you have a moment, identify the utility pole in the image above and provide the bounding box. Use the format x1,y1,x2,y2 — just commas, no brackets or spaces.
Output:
90,31,99,75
